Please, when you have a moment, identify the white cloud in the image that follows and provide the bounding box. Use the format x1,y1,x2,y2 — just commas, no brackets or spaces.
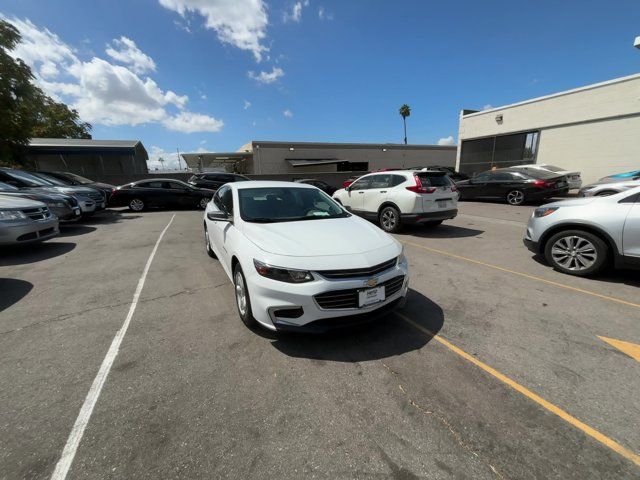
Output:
248,66,284,84
163,111,224,133
283,1,309,23
318,6,333,20
482,104,493,110
243,99,252,109
3,15,223,133
437,136,456,146
148,145,210,170
158,0,269,62
105,36,156,74
283,109,293,118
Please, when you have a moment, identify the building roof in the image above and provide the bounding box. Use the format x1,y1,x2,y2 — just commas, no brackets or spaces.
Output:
462,72,640,118
29,138,142,148
252,140,456,150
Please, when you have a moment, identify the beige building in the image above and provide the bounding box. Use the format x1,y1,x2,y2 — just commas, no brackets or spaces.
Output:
456,73,640,184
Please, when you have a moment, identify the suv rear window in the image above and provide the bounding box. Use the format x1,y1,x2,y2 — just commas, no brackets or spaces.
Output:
416,172,452,187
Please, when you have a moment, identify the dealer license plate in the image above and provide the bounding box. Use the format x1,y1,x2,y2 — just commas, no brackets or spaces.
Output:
358,287,385,307
437,200,449,208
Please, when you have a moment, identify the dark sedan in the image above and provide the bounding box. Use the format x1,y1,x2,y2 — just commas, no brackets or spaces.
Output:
188,172,250,190
108,179,216,211
457,168,569,205
38,171,116,200
293,178,337,195
0,181,82,221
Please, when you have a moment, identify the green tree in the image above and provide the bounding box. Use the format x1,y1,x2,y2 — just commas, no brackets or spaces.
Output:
0,19,91,167
398,104,411,145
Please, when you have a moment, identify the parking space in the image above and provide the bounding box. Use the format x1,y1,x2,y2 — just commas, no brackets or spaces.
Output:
1,204,638,479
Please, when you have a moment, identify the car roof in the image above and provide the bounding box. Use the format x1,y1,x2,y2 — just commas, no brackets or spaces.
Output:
232,180,315,190
133,178,186,184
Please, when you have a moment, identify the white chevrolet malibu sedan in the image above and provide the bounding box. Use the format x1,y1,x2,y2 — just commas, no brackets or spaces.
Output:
203,181,409,332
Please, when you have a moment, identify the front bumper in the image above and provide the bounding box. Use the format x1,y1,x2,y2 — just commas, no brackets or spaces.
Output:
50,205,82,221
523,237,539,253
402,208,458,224
0,216,59,245
246,261,410,332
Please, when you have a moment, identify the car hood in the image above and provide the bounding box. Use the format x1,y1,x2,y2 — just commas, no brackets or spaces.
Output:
242,216,397,257
0,194,46,209
30,186,98,196
543,197,598,208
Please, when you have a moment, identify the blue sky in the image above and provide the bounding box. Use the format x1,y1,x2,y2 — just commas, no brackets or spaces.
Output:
2,0,639,168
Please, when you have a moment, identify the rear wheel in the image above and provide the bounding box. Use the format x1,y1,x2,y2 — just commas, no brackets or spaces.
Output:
506,189,525,205
233,264,258,328
595,190,617,197
129,198,145,211
544,230,608,276
379,206,402,233
198,197,209,209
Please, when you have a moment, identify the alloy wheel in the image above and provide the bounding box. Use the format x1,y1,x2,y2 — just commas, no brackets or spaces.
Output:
235,271,247,316
381,209,397,230
130,199,144,211
550,235,597,271
199,197,209,209
506,190,524,205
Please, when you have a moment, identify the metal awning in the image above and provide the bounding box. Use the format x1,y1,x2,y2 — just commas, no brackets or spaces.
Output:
286,159,344,167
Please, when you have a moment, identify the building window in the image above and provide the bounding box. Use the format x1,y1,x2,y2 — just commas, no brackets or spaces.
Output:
336,161,368,172
459,130,540,175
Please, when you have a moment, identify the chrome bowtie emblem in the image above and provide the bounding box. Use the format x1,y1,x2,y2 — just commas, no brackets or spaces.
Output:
365,278,378,288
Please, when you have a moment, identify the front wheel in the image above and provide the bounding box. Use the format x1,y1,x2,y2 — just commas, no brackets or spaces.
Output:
204,226,216,259
506,189,525,206
233,264,258,328
198,197,209,209
379,206,402,233
544,230,608,276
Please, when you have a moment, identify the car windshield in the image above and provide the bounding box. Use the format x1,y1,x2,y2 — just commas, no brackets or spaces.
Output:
62,172,94,184
33,172,70,186
0,181,19,191
239,187,348,223
4,169,53,187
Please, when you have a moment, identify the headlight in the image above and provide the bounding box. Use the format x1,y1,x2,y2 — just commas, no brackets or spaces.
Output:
254,259,314,283
0,210,28,221
397,245,407,266
534,207,559,218
50,202,66,208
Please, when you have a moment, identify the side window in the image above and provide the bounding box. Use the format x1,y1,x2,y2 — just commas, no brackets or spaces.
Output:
167,182,186,189
619,193,640,204
142,181,164,188
490,173,513,181
390,175,406,187
473,172,491,182
220,186,234,214
369,174,391,189
350,177,371,190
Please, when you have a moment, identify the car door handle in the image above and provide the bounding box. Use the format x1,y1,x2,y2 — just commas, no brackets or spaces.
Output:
379,190,387,193
358,191,364,194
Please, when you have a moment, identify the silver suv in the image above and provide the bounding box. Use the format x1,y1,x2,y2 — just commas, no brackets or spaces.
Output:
523,187,640,276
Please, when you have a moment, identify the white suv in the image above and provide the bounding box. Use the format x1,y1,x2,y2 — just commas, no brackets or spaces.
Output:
332,170,459,232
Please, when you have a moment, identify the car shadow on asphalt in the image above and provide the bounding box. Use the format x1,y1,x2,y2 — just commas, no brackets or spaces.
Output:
58,224,97,237
267,289,443,362
0,278,33,312
398,224,484,239
531,253,640,288
80,210,143,224
0,242,76,267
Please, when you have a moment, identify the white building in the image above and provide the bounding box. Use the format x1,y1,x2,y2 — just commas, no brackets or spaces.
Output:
456,73,640,184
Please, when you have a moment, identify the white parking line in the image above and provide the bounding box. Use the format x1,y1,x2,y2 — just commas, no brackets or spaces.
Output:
50,214,175,480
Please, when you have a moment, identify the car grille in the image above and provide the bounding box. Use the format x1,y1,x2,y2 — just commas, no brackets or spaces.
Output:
21,207,51,220
314,275,405,310
316,257,397,279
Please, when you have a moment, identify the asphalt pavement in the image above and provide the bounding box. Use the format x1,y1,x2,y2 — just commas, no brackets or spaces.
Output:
1,202,638,479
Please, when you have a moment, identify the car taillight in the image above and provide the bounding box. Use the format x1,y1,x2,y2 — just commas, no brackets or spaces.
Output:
533,180,552,188
406,174,436,194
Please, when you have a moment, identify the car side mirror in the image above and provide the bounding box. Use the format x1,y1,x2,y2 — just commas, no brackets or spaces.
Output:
207,211,232,222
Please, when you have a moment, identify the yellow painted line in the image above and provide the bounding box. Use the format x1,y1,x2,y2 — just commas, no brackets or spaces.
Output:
598,336,640,362
401,240,640,310
397,312,640,468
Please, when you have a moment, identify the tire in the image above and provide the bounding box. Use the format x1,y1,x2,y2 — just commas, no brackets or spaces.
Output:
544,230,608,276
233,264,258,328
198,197,209,209
129,198,145,211
595,190,617,197
379,206,402,233
423,220,443,227
506,189,525,206
204,225,216,259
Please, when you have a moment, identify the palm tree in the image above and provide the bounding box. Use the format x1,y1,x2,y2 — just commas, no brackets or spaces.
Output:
399,104,411,144
158,156,166,171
